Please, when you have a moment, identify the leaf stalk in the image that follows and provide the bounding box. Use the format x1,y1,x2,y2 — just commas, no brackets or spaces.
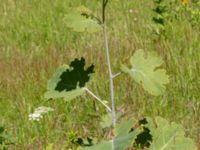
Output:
84,88,111,112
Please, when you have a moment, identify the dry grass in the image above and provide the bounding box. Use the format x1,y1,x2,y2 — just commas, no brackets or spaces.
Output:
0,0,200,149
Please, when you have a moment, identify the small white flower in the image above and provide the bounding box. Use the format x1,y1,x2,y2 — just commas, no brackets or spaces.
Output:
129,9,133,13
29,106,54,121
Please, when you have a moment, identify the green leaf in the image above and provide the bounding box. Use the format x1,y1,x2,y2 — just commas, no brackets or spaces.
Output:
134,118,152,148
121,49,169,96
64,10,101,33
115,119,135,137
44,58,94,100
146,117,197,150
100,112,122,128
80,119,138,150
44,88,84,101
100,113,113,128
79,133,137,150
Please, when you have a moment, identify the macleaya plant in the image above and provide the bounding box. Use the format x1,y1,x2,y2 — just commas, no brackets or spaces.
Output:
30,0,197,149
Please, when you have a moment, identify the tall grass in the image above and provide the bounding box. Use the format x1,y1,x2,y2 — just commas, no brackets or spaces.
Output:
0,0,200,149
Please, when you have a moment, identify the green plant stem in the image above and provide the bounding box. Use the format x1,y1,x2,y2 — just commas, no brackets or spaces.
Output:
102,0,116,126
103,25,116,126
102,0,109,23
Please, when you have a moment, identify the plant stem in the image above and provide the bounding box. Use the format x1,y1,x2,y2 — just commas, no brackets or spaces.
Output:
102,0,109,23
102,0,116,126
112,72,122,79
84,88,112,112
103,24,116,126
103,25,116,126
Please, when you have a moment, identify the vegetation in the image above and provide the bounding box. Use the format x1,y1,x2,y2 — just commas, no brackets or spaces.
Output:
0,0,199,149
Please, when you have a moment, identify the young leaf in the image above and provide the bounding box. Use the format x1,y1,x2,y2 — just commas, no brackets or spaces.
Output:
100,113,113,128
146,117,197,150
44,58,94,101
100,112,122,128
64,10,101,33
121,49,169,96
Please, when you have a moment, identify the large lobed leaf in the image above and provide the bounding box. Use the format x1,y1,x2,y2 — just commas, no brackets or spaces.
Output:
44,58,94,101
121,49,169,96
64,8,101,33
146,117,197,150
78,117,197,150
79,119,138,150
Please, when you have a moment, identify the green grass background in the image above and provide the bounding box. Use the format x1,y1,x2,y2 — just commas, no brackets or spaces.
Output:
0,0,200,149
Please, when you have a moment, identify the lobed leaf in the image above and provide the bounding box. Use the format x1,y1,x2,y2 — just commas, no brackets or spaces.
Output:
44,58,94,101
115,119,136,137
64,9,101,33
146,117,197,150
121,49,169,96
80,119,138,150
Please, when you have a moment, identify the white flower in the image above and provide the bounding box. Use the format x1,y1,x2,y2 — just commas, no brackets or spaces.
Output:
29,106,54,121
129,9,133,13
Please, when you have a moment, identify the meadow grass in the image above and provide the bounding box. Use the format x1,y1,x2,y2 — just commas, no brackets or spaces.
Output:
0,0,200,149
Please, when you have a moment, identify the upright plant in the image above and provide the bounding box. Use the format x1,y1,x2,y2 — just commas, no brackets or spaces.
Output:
30,0,197,149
